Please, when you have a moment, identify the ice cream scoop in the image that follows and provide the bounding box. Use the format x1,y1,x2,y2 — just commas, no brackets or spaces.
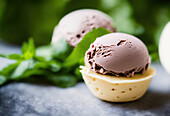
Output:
80,33,155,102
159,22,170,74
52,9,116,47
85,33,150,77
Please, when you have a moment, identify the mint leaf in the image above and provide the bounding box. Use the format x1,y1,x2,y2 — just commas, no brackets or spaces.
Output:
34,62,49,69
10,59,35,79
0,36,82,87
49,61,61,72
21,38,36,59
0,62,19,85
63,27,111,67
34,56,46,62
21,69,46,78
0,54,22,60
0,38,36,61
8,54,22,60
1,62,19,77
48,74,77,88
36,45,52,61
0,54,8,58
0,75,6,85
51,38,73,61
34,60,61,72
74,67,82,81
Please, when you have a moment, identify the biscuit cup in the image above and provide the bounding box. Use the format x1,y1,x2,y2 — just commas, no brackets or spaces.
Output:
80,66,155,102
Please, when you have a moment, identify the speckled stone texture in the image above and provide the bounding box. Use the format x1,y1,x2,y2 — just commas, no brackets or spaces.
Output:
0,40,170,116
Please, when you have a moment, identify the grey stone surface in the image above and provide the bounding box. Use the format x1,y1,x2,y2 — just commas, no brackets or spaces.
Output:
0,40,170,116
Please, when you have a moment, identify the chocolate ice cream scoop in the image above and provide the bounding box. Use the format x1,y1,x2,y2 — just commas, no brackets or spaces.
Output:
52,9,116,47
85,33,150,77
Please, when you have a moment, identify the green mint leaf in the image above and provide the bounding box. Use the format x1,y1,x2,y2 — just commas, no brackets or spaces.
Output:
49,61,61,72
0,54,8,58
36,45,52,61
48,74,77,88
0,75,7,85
0,54,22,60
34,62,49,69
51,38,73,61
21,38,36,59
34,56,46,62
8,54,22,60
21,42,27,54
34,60,61,72
150,53,159,61
74,67,82,81
21,69,46,78
10,59,35,79
1,62,19,77
63,27,111,67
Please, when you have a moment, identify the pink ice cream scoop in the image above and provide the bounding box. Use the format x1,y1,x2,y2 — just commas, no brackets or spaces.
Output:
85,33,150,77
52,9,116,47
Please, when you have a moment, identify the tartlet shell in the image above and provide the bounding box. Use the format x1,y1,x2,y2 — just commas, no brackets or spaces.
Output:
80,66,155,102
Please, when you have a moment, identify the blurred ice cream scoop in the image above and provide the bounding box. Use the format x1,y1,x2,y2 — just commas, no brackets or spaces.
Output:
159,22,170,74
52,9,116,47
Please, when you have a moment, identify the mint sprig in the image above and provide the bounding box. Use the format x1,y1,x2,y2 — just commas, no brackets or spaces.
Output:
63,27,111,67
0,27,111,87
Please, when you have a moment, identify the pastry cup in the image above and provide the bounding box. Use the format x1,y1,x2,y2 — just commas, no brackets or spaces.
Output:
80,66,155,102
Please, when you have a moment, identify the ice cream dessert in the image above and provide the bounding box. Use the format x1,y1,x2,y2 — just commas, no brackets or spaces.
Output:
86,33,150,77
52,9,116,47
159,22,170,74
80,33,155,102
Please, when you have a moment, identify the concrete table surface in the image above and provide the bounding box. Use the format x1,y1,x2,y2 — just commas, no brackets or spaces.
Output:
0,40,170,116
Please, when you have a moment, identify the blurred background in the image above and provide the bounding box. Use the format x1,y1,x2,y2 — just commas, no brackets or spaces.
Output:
0,0,170,61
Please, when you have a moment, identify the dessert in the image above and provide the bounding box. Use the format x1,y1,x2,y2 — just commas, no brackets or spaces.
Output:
159,22,170,74
80,33,155,102
52,9,116,47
